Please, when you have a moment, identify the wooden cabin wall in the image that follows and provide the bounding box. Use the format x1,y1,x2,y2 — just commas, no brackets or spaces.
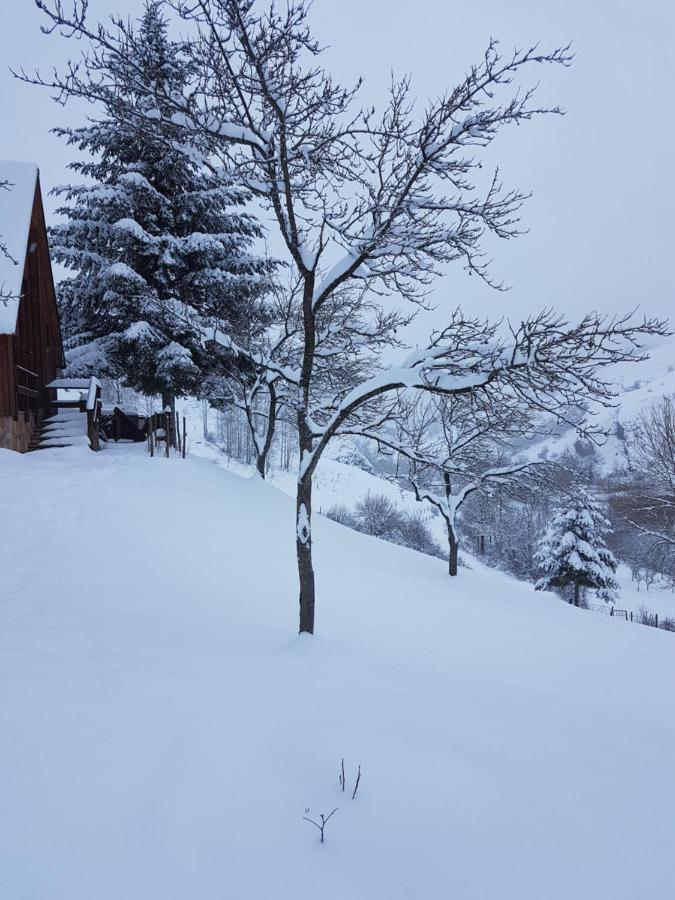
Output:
0,175,66,450
12,178,64,394
0,335,16,417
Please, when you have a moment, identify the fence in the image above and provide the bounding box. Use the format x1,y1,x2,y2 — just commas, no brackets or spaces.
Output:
584,601,673,631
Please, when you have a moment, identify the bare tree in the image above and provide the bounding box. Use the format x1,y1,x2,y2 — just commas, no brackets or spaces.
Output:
400,394,540,574
27,0,667,634
622,395,675,558
633,395,675,494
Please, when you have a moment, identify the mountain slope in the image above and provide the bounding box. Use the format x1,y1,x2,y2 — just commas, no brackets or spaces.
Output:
0,444,673,900
523,336,675,475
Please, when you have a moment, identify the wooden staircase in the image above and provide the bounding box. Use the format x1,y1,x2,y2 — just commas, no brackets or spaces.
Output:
30,377,102,452
30,409,91,450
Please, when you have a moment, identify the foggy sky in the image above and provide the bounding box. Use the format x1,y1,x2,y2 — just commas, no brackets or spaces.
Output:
1,0,673,333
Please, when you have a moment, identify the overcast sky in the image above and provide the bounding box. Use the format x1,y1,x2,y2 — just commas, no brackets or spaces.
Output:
1,0,673,334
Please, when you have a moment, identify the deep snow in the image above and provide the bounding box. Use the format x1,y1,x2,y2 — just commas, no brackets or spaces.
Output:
1,443,674,900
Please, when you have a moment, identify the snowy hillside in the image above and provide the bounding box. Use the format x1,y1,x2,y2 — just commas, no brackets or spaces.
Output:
186,422,449,546
1,443,674,900
524,337,675,475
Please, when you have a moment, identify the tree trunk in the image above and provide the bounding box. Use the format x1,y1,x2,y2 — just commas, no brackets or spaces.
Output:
296,473,315,634
161,392,176,447
255,382,277,480
448,524,459,576
296,272,317,634
573,582,580,606
202,399,209,439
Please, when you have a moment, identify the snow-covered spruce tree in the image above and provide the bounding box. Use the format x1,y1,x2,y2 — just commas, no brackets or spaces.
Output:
47,1,268,410
31,0,665,635
535,490,619,606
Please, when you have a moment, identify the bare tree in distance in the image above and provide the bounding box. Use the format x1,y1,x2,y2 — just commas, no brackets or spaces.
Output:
26,0,668,634
623,394,675,559
390,392,546,575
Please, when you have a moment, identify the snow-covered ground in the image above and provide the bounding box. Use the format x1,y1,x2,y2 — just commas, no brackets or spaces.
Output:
188,434,448,545
614,564,675,620
1,443,674,900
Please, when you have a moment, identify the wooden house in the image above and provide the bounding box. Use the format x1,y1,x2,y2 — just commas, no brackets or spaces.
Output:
0,161,65,451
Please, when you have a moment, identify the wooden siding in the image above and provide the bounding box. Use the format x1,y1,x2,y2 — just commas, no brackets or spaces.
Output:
0,335,15,417
0,174,65,422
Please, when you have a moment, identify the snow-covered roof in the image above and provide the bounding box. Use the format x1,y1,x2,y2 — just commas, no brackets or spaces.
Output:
0,160,39,334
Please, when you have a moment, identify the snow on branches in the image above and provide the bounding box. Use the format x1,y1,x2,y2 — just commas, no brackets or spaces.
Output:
535,489,619,606
26,0,667,635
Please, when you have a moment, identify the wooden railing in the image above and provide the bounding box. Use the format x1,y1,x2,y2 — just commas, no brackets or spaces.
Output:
85,377,102,451
15,365,40,417
46,374,103,451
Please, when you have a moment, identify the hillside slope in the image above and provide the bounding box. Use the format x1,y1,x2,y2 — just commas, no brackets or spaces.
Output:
1,444,673,900
523,337,675,475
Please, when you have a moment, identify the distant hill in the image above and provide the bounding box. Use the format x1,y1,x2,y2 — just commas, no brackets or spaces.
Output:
522,337,675,477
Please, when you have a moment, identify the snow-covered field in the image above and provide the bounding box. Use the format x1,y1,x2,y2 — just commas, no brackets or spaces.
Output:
1,443,674,900
615,564,675,620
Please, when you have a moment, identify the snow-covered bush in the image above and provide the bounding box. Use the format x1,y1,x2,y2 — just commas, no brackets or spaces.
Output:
354,494,403,541
326,494,443,559
535,490,619,606
324,504,357,530
328,441,374,474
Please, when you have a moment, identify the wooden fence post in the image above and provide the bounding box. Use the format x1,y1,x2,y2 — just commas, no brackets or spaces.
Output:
655,613,659,629
182,416,187,459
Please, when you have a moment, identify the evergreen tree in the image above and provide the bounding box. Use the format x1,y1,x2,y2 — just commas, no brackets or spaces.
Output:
50,1,269,407
535,489,619,606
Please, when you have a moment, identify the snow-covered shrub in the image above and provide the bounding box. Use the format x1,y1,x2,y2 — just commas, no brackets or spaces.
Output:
354,494,403,540
397,511,443,556
325,494,443,559
324,504,358,530
328,441,374,474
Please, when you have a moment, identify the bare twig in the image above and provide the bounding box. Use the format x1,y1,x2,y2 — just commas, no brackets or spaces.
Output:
303,808,338,844
352,765,362,800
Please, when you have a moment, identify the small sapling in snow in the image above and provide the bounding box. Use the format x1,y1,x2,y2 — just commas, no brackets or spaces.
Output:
338,759,362,799
352,764,362,800
303,808,338,844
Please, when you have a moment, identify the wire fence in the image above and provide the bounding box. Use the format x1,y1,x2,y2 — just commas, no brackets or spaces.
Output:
584,601,675,632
